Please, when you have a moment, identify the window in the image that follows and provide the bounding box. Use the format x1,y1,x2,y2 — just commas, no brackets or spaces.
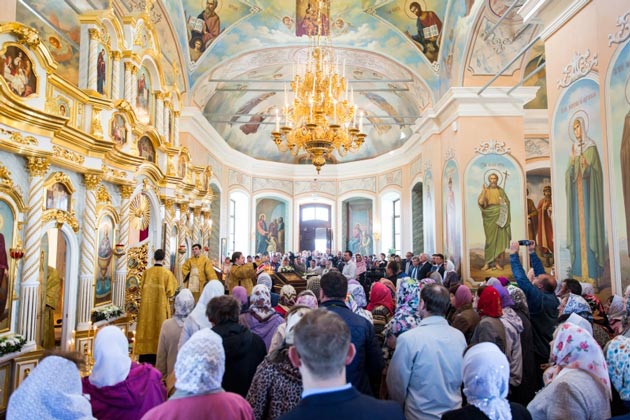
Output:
393,199,401,254
228,199,236,254
301,205,329,222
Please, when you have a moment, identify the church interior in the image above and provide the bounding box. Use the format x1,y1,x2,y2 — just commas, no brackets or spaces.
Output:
0,0,627,415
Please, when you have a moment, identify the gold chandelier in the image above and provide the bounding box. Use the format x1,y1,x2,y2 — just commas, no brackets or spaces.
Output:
271,32,366,173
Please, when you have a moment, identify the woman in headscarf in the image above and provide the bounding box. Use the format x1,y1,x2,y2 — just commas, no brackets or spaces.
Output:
156,289,194,394
443,259,459,289
382,277,421,362
8,354,95,420
559,292,610,348
471,286,507,354
528,322,611,419
239,284,284,350
178,280,224,348
208,295,266,397
442,342,532,420
507,285,538,406
140,329,254,420
368,281,395,347
247,306,312,420
295,289,318,309
269,291,319,353
274,284,297,317
608,295,626,335
347,283,374,323
450,284,480,344
605,335,630,416
355,253,367,279
83,326,166,420
232,285,249,314
379,278,397,299
257,272,279,307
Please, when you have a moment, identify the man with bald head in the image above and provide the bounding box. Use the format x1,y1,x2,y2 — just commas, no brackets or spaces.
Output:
509,240,558,385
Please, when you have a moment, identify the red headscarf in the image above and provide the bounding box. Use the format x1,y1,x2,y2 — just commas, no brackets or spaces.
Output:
477,287,503,318
367,282,395,314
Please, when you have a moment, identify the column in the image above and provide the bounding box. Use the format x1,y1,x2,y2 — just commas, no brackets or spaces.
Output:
131,66,138,111
177,203,188,286
124,62,133,104
163,101,170,142
111,51,121,100
87,29,99,92
163,199,174,270
18,157,50,347
173,111,180,147
193,208,202,245
114,185,133,308
155,93,164,137
77,174,101,330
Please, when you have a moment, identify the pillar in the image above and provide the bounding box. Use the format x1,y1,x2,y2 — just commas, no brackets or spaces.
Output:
111,51,121,100
114,185,133,308
87,29,99,92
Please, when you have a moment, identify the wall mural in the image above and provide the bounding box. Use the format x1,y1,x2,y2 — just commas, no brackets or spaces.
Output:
342,198,373,256
136,66,152,125
423,170,435,254
0,45,37,98
607,41,630,291
466,153,524,281
0,200,14,332
110,113,127,149
96,43,108,96
523,42,547,110
296,0,330,37
255,198,287,255
137,136,156,163
442,160,461,266
552,77,608,290
526,172,554,267
95,215,114,306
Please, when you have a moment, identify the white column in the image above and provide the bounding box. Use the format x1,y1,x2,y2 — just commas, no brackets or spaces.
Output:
77,174,100,331
124,62,133,104
173,112,180,147
193,208,202,245
18,157,50,347
163,199,174,271
131,67,138,110
156,94,164,137
163,103,170,142
111,52,121,100
87,29,99,92
114,185,133,308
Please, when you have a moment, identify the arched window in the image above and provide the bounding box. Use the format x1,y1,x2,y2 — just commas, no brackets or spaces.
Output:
299,204,331,252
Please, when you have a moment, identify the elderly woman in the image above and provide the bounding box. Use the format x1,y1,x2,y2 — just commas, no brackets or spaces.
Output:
178,280,224,348
247,306,312,420
296,289,318,309
528,322,611,419
471,286,506,354
269,291,319,353
450,284,480,344
442,342,532,420
559,292,610,348
239,284,284,350
83,327,166,420
8,354,95,420
274,284,297,317
348,283,374,323
382,277,421,361
232,285,250,314
508,285,538,406
367,282,395,347
156,289,195,392
140,329,254,420
257,272,279,307
606,335,630,416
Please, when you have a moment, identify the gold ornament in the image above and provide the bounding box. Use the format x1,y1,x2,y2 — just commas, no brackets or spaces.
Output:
129,194,150,230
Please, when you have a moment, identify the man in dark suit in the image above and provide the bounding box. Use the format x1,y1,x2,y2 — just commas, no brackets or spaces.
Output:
431,253,446,279
417,252,433,279
409,256,422,279
317,271,384,395
403,251,414,275
279,309,404,420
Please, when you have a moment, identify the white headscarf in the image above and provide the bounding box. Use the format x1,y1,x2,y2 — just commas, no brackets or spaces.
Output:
175,328,224,394
285,307,312,345
189,280,224,329
89,326,132,388
174,289,195,326
7,356,94,420
463,342,512,420
445,260,455,273
566,312,593,336
257,273,273,291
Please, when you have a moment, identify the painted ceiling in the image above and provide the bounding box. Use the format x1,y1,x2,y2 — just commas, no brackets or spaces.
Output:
17,0,545,165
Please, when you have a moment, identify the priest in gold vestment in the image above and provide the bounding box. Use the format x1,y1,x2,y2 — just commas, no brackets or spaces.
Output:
182,243,217,303
228,251,256,294
135,249,178,364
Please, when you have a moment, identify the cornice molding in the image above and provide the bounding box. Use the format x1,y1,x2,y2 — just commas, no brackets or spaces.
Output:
519,0,590,41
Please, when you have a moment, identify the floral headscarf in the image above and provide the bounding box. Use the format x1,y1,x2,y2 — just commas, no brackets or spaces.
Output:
367,282,395,313
420,277,436,288
550,322,611,400
463,342,512,420
250,284,274,321
348,284,368,309
296,290,318,309
454,285,473,309
563,293,593,323
477,287,502,318
507,285,528,314
606,335,630,401
279,285,297,309
175,328,224,395
388,278,421,337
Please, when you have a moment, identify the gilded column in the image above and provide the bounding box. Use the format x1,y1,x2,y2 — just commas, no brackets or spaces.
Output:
114,185,133,308
131,66,138,111
18,157,50,346
156,93,164,137
87,29,99,92
77,174,101,330
163,199,175,270
193,208,202,246
111,51,121,100
173,111,180,147
177,203,188,286
124,62,133,104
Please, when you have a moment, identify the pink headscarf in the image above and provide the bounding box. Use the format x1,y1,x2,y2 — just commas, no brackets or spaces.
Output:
454,285,473,309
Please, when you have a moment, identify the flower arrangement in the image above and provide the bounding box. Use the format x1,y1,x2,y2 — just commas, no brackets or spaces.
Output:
0,334,26,357
279,266,294,273
91,304,124,323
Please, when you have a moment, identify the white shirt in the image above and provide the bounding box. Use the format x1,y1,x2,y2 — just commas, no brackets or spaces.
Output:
342,260,356,280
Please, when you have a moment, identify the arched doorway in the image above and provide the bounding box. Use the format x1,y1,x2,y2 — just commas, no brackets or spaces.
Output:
299,204,331,252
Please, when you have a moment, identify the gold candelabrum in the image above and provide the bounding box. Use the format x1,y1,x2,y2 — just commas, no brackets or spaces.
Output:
271,35,366,173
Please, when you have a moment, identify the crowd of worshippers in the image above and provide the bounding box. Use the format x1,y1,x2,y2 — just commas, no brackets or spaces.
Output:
7,240,630,420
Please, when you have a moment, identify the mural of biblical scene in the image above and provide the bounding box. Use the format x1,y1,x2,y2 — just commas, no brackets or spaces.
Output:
136,67,152,125
0,201,14,332
96,45,108,96
40,229,67,349
255,198,287,255
296,0,330,37
607,42,630,292
0,45,37,98
423,171,435,254
466,154,525,281
95,216,114,306
526,171,554,267
411,182,424,255
137,136,156,163
342,198,373,256
443,160,461,267
46,182,71,212
552,77,608,290
178,153,187,179
110,113,127,148
523,42,548,110
17,1,81,85
186,0,222,62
